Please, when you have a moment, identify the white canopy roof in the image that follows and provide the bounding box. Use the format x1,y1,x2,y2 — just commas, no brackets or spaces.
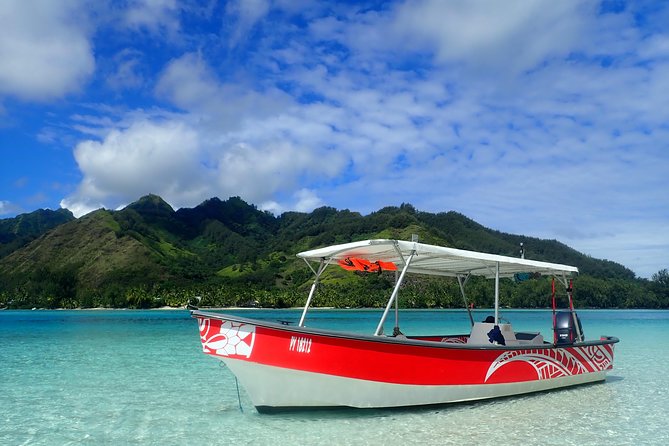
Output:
297,239,578,279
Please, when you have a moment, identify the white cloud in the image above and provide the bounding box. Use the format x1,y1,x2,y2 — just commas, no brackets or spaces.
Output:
106,49,145,91
58,197,104,219
0,200,11,215
312,0,589,81
0,198,24,216
151,52,348,207
155,52,293,131
62,119,207,216
565,220,669,279
260,188,323,215
293,188,323,212
212,139,337,205
393,0,592,74
225,0,271,47
155,53,222,113
639,35,669,60
0,0,95,101
123,0,180,36
62,112,345,217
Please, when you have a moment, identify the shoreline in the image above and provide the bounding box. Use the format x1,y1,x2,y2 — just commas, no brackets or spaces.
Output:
2,306,665,312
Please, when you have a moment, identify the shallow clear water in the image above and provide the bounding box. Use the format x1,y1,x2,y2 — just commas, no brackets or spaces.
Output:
0,309,667,445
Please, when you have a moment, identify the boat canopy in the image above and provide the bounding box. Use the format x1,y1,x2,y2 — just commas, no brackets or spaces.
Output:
297,239,578,279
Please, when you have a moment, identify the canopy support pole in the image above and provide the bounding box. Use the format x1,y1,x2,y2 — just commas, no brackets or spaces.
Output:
567,278,583,341
299,259,329,327
393,270,400,334
375,251,415,336
457,274,474,327
551,276,557,343
494,262,500,324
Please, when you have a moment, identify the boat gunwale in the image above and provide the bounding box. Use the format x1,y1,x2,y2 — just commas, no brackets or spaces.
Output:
191,309,620,351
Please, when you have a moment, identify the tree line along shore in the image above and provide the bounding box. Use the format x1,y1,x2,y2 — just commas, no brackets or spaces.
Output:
1,195,667,310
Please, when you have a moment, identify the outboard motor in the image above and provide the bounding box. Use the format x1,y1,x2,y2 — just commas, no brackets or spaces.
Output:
554,311,584,344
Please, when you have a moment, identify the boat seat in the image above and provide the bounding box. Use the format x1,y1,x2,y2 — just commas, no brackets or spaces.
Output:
467,322,519,346
515,332,544,345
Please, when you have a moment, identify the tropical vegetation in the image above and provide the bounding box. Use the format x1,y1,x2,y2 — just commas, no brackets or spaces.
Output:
0,195,667,309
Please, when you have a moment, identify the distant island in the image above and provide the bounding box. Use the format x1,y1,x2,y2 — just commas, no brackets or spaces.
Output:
1,194,667,309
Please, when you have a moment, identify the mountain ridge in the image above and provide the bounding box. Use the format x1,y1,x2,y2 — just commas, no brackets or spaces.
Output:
0,208,75,259
0,194,664,309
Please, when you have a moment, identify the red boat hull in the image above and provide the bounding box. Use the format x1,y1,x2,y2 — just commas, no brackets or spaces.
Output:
194,311,617,410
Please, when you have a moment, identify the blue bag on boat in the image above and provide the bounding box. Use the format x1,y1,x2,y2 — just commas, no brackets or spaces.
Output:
487,325,506,345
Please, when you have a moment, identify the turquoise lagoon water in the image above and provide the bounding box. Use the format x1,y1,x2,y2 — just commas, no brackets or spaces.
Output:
1,308,667,445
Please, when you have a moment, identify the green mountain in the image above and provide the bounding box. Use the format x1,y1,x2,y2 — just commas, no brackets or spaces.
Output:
0,195,665,309
0,208,74,258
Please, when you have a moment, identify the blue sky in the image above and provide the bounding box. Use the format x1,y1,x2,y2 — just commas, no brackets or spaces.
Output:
1,0,668,278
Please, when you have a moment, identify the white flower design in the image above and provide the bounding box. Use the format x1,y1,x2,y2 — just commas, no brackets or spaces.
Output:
200,319,255,358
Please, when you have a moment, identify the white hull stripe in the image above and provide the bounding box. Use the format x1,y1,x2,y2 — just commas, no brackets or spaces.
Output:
222,358,608,409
